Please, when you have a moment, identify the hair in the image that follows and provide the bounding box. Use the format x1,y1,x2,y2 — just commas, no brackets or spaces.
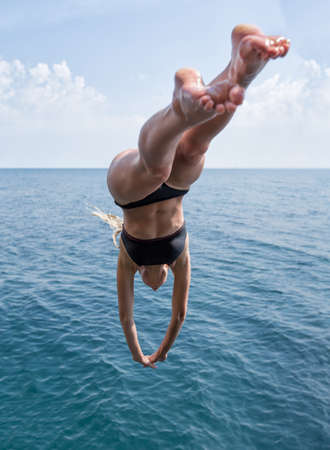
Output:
90,205,123,248
90,205,190,269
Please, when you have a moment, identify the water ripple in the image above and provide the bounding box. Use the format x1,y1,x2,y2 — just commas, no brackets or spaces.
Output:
1,169,330,449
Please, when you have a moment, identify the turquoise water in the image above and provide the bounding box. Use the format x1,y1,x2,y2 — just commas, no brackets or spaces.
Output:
0,169,329,450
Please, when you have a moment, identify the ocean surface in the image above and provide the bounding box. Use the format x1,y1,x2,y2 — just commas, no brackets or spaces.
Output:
0,168,329,450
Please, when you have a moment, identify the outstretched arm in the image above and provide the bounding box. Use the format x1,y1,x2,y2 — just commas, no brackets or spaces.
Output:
117,252,157,368
149,246,191,363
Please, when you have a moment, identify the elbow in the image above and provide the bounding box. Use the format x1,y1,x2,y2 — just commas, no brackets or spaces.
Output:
174,311,187,323
120,316,134,327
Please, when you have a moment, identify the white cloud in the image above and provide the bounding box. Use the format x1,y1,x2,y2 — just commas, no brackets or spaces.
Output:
1,56,330,168
0,58,145,167
30,63,51,84
0,59,106,123
207,59,330,168
53,61,71,81
302,59,322,78
235,59,330,129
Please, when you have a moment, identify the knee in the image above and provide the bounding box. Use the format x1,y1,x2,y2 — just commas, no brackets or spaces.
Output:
177,139,209,164
144,162,172,183
179,136,209,157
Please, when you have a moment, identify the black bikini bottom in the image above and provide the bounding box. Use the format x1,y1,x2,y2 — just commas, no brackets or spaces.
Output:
121,223,187,266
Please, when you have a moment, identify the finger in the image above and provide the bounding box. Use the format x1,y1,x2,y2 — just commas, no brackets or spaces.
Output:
145,356,156,364
143,359,157,368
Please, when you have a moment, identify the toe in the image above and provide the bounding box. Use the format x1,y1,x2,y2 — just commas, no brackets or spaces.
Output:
225,101,237,114
281,40,290,57
200,95,212,106
275,37,287,45
279,46,288,57
204,99,215,111
270,36,290,58
229,85,245,105
215,104,225,114
269,46,280,57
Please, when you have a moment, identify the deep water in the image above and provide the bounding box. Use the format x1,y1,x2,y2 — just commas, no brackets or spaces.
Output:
0,169,329,450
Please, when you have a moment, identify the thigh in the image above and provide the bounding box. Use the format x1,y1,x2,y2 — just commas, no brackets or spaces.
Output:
166,148,206,189
107,149,164,204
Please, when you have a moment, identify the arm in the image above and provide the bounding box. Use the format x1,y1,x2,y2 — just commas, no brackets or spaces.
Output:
117,252,156,368
150,246,191,363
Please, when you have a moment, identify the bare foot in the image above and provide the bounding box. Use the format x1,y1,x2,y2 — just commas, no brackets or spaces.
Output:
172,67,244,124
171,25,289,125
229,24,290,87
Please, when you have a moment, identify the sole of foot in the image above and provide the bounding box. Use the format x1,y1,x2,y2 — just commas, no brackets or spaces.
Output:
229,24,290,87
173,68,244,123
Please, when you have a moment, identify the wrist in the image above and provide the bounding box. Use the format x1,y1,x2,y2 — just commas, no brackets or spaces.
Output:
158,351,168,361
156,348,167,360
132,353,144,363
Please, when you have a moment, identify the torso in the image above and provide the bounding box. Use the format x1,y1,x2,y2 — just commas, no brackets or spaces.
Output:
108,149,190,239
121,196,185,239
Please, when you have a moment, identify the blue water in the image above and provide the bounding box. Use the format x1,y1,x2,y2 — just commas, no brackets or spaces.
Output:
0,169,329,450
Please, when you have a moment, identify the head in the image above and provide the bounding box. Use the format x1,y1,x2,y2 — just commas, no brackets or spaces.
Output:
138,264,170,291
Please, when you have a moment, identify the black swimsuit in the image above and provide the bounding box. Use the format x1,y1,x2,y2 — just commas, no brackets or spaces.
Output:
115,183,189,266
115,183,189,209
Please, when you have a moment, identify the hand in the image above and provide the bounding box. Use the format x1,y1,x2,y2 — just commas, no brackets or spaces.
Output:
148,351,168,364
140,355,157,369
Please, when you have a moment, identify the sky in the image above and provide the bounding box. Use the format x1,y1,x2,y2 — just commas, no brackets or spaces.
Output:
1,0,330,168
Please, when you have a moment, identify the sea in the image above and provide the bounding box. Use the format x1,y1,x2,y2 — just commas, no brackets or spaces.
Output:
0,168,329,450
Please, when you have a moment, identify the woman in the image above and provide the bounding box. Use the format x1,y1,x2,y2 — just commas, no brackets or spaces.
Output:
107,24,290,368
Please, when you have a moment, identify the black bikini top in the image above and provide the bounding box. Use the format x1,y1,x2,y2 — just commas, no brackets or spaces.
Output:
115,183,189,209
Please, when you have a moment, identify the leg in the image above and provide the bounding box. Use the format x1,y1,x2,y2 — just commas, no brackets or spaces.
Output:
168,24,290,188
108,71,243,204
